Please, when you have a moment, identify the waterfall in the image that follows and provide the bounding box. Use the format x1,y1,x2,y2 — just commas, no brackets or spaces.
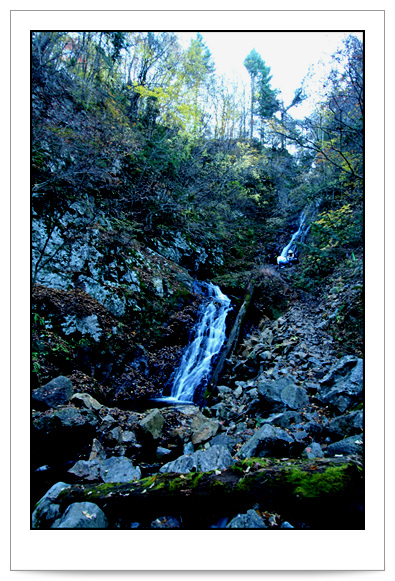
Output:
277,211,309,267
280,211,307,258
158,281,232,404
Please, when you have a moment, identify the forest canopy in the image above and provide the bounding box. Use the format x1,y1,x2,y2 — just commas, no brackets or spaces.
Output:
32,31,363,286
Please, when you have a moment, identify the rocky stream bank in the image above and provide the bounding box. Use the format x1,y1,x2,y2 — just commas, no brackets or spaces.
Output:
32,285,364,530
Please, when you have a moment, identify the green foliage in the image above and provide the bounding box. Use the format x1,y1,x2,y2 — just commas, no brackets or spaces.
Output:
294,203,362,290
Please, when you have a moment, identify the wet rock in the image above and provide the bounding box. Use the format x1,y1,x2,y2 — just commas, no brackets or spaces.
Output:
210,402,232,420
317,357,363,413
32,376,74,410
191,419,219,445
238,424,294,459
280,521,294,529
226,509,267,529
68,459,102,481
71,392,102,411
302,442,324,459
326,434,363,456
139,409,165,440
217,385,233,398
280,383,309,410
257,377,309,411
209,433,237,453
151,516,181,529
183,441,194,455
32,481,71,529
69,455,141,483
102,426,123,446
99,456,141,483
295,420,324,440
156,446,172,459
257,378,285,408
326,410,363,437
159,444,234,474
53,405,99,430
51,502,108,528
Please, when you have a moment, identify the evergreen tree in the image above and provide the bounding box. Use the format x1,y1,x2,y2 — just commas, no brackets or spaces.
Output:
244,49,279,140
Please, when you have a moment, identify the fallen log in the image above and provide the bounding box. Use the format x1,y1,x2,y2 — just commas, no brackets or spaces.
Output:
40,455,363,529
209,276,255,393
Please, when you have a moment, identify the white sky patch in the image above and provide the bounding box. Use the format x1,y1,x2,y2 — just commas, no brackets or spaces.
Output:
178,31,363,119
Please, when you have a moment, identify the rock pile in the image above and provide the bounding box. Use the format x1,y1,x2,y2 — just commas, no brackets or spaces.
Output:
31,297,363,529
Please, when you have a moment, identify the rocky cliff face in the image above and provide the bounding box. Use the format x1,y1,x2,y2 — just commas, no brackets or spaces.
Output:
31,196,224,401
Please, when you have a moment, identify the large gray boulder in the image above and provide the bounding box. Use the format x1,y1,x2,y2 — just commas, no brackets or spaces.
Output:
32,481,71,529
139,409,165,440
51,502,108,528
238,424,294,459
281,383,310,410
69,455,141,483
317,356,363,413
32,376,74,410
326,434,363,456
53,405,99,430
99,457,141,483
257,377,309,411
326,410,363,437
159,445,233,474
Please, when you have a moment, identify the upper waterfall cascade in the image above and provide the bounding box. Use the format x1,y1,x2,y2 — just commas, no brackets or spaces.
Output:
277,211,310,267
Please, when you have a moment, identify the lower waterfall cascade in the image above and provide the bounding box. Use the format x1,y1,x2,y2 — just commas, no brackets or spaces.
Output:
159,281,232,404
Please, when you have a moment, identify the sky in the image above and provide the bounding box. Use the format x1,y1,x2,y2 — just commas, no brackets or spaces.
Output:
178,31,363,119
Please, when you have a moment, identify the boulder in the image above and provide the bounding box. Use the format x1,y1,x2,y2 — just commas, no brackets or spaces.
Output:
280,384,309,410
51,502,108,528
257,378,285,408
302,442,324,459
226,509,267,529
53,406,99,430
32,376,74,410
139,409,165,440
257,377,309,411
326,410,363,437
209,433,237,453
71,392,102,411
326,434,363,457
32,481,71,529
89,438,107,461
317,357,363,413
99,456,141,483
69,456,141,483
68,459,102,481
159,445,234,474
238,424,294,459
191,419,219,445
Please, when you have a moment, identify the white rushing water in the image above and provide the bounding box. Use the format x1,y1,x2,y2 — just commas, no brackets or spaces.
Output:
277,211,309,267
160,281,231,404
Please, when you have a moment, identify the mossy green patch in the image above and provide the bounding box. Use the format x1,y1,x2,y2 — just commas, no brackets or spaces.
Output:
284,465,352,498
167,471,205,492
241,458,269,469
230,458,268,477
